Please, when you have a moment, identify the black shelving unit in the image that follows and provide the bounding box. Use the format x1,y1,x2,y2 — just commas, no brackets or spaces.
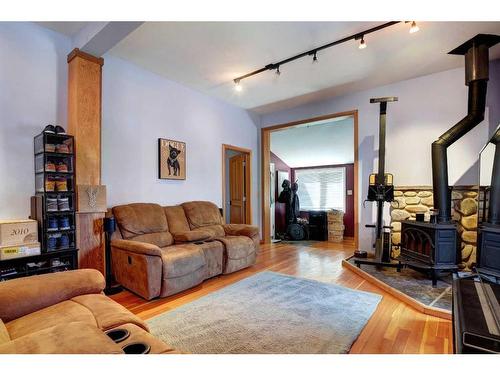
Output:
0,131,79,282
0,249,78,281
32,132,78,254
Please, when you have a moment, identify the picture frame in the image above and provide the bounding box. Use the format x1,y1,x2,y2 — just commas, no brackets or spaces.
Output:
158,138,186,180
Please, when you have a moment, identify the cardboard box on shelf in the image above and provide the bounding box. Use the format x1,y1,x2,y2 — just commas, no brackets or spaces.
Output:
0,219,38,247
0,242,41,260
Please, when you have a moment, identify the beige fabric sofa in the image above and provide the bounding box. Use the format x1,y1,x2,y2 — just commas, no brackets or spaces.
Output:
111,201,259,300
0,269,177,354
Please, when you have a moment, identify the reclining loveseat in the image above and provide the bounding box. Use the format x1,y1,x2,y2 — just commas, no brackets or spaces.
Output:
110,201,259,300
0,269,177,354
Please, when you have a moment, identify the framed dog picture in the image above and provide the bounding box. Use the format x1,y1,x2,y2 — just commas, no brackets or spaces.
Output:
158,138,186,180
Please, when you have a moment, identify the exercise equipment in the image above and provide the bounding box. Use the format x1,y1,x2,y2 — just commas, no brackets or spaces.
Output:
355,97,401,269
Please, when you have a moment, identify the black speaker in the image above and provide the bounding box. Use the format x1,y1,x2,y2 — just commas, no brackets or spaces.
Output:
103,216,122,295
308,211,328,241
103,216,116,234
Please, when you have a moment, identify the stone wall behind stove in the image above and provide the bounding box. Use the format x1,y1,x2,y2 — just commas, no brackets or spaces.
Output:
390,186,479,270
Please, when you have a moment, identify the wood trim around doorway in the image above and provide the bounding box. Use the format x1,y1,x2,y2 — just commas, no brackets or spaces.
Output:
222,144,252,225
261,110,359,247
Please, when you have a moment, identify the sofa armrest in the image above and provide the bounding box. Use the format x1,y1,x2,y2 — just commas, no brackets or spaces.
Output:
0,269,105,323
223,224,260,239
0,322,122,354
173,230,212,243
111,239,163,257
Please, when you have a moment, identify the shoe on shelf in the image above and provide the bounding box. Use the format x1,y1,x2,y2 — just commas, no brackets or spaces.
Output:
55,126,66,135
59,234,70,249
56,161,68,173
43,125,56,134
47,235,58,251
45,161,56,172
55,178,68,192
45,144,56,152
57,197,70,211
55,143,70,154
59,217,71,230
46,198,58,212
47,217,59,231
45,178,55,192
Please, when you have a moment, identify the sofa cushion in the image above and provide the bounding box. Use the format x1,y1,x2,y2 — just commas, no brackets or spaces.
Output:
182,201,223,228
164,205,191,232
71,294,148,332
0,322,122,354
160,244,206,279
217,235,255,260
0,319,10,344
197,240,224,278
113,203,173,247
6,300,96,340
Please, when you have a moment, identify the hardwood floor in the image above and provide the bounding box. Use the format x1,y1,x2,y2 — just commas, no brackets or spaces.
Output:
110,240,453,354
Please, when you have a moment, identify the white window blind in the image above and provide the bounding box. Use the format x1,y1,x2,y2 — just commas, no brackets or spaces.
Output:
295,167,346,211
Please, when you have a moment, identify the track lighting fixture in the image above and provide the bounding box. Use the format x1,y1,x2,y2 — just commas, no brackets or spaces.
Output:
358,36,367,49
232,21,412,88
234,79,242,92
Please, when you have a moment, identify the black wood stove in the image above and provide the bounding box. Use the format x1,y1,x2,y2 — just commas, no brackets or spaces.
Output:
400,221,458,286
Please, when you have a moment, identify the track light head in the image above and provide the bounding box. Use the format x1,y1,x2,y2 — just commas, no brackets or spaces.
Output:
409,21,419,34
312,51,318,63
358,37,367,49
276,65,281,75
234,79,242,92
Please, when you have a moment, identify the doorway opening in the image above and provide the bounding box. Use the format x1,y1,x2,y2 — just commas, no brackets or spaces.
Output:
222,144,252,224
261,110,359,246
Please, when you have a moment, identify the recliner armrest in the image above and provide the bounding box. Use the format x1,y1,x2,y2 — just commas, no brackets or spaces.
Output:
111,239,163,257
222,224,260,239
172,230,212,243
0,269,105,323
0,322,122,354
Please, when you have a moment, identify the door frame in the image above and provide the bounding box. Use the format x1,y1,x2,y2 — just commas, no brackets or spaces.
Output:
222,144,252,224
261,110,359,246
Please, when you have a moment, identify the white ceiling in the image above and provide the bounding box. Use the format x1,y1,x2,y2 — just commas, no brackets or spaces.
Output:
271,116,354,168
36,21,500,114
36,21,88,36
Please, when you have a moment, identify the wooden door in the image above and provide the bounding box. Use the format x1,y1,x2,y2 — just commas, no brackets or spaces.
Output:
229,154,246,224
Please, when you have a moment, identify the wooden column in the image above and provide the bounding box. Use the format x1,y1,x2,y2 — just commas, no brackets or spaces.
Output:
67,48,105,274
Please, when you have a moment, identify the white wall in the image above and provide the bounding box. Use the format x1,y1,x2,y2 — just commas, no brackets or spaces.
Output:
101,56,260,226
0,23,70,219
261,67,495,251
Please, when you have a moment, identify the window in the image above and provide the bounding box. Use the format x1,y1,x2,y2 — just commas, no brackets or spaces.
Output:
295,167,346,212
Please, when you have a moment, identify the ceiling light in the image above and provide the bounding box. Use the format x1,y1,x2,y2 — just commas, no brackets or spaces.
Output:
276,65,281,75
234,79,242,92
409,21,419,34
358,37,367,49
312,51,318,63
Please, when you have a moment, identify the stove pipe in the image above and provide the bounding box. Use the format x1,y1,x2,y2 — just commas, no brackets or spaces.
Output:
487,127,500,225
432,34,500,224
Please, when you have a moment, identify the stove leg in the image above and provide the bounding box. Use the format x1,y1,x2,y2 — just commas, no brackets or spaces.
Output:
431,269,437,287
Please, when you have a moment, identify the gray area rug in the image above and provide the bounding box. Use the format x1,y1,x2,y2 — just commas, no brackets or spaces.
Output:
148,271,382,353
